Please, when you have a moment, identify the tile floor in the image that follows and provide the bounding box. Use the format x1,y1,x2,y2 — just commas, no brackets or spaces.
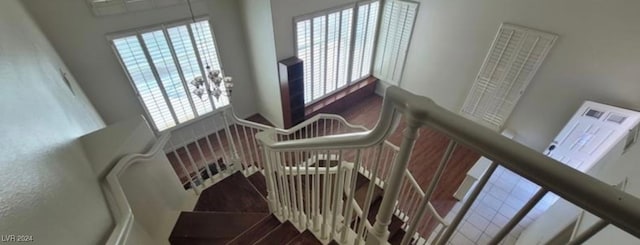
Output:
428,166,560,245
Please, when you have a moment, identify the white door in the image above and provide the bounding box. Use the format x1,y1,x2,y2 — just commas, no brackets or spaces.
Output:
544,101,640,172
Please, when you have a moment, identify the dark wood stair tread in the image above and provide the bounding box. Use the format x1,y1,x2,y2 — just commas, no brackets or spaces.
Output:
312,159,340,167
389,230,413,245
247,172,268,198
286,230,322,245
170,237,229,245
353,179,383,208
254,221,300,245
226,214,281,245
194,172,269,213
350,174,405,242
169,211,267,244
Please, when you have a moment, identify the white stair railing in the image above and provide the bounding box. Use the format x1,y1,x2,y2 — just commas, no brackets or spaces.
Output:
256,86,640,245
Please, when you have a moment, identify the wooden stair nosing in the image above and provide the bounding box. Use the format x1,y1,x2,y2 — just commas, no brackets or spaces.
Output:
350,175,406,242
193,172,269,213
225,214,281,245
286,230,323,245
254,221,300,245
389,230,411,245
169,211,268,241
247,171,268,198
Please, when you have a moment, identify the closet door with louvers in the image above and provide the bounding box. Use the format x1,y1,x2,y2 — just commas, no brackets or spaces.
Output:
461,23,557,131
373,0,418,85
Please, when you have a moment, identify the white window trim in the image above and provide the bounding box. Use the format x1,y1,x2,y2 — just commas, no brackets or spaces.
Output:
108,16,229,132
293,0,381,105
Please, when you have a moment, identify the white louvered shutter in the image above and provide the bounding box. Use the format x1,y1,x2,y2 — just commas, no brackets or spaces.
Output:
351,1,380,82
373,0,418,85
111,20,226,131
460,23,557,131
295,7,356,104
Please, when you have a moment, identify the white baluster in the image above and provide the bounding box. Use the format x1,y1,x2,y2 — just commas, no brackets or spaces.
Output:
367,122,420,245
305,151,311,228
341,149,362,243
241,126,256,171
356,144,384,244
190,129,213,183
262,144,279,214
179,135,205,187
330,150,345,240
211,116,230,167
169,139,199,195
403,141,456,245
297,151,305,227
222,112,242,170
287,152,298,223
313,150,321,231
436,162,498,244
321,150,332,239
199,122,223,176
248,128,262,170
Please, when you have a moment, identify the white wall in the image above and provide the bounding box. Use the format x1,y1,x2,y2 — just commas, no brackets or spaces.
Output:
402,0,640,150
239,0,284,127
0,0,110,244
22,0,258,126
81,116,189,245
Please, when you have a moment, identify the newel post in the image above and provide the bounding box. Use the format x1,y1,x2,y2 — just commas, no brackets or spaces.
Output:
260,129,280,215
366,119,420,245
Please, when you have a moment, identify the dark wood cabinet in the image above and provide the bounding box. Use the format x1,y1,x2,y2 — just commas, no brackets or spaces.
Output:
278,57,305,128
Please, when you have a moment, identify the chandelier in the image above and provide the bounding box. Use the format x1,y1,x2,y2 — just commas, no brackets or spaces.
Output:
190,67,233,101
186,0,233,101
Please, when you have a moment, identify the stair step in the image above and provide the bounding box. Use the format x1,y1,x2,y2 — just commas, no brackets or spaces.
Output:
247,172,268,198
389,230,409,245
350,174,405,242
353,177,383,208
226,214,281,245
194,172,269,213
286,230,322,245
254,221,300,245
169,211,267,245
355,172,370,189
388,214,405,239
312,159,340,168
170,237,229,245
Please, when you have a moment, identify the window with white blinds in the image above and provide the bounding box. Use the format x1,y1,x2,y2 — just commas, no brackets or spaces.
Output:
111,19,228,131
373,0,418,85
295,1,379,104
461,23,557,131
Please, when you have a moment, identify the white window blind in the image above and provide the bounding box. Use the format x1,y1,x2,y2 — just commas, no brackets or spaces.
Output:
373,0,418,85
351,1,379,82
111,19,227,131
461,23,557,131
295,1,379,104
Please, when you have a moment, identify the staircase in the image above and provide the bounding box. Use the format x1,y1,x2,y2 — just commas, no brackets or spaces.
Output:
145,86,640,245
169,170,410,245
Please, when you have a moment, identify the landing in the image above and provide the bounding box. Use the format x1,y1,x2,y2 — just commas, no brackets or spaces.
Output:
193,172,269,213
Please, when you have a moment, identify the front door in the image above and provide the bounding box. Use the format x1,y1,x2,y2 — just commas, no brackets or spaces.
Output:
544,101,640,172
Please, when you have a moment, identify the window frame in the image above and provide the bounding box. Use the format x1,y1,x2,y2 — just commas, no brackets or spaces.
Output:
373,0,419,86
108,16,229,132
293,0,381,105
